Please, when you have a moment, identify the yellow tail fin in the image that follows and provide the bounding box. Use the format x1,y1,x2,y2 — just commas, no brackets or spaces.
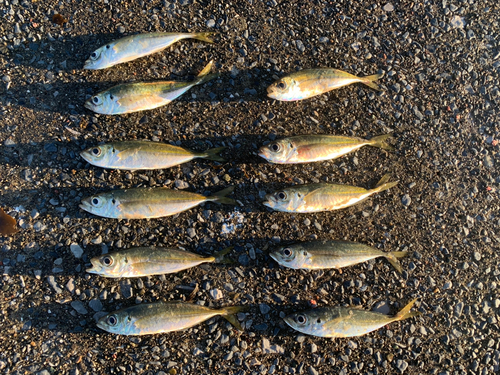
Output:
373,174,398,193
394,298,421,322
221,306,249,331
384,251,408,273
368,134,394,151
192,32,216,44
361,73,383,91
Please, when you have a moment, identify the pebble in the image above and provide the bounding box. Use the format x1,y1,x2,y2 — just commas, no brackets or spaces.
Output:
71,301,88,315
89,299,103,312
401,194,411,206
47,276,62,294
308,366,319,375
206,19,215,28
175,180,189,189
210,289,223,300
259,304,271,314
117,25,125,33
383,3,394,11
70,243,84,258
295,40,305,52
4,138,16,147
395,359,408,373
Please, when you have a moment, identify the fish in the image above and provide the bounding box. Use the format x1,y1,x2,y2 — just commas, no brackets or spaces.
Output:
81,141,225,171
258,134,393,164
84,32,215,70
284,298,420,338
97,301,246,335
270,240,407,273
84,61,218,115
263,174,398,213
87,246,232,278
267,69,382,101
0,208,18,236
80,186,235,219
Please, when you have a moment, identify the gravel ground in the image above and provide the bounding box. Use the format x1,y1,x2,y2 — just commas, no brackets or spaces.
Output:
1,0,499,374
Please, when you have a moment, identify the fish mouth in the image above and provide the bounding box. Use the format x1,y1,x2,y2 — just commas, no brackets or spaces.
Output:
83,60,92,69
96,316,108,331
79,198,93,213
80,150,92,163
86,258,102,275
84,100,95,111
268,251,279,263
283,315,295,329
257,147,270,161
266,86,277,98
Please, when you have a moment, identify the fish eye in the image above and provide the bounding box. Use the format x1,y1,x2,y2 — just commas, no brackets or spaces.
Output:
92,147,101,156
106,45,111,49
91,197,101,206
111,198,116,205
277,81,287,90
107,315,118,326
92,96,100,104
109,94,114,100
316,318,321,324
282,248,292,257
296,314,307,324
270,143,281,152
90,51,98,60
277,191,287,200
102,256,113,267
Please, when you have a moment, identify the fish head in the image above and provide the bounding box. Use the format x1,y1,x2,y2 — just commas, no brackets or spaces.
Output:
269,244,309,269
80,192,121,218
85,89,121,115
284,309,328,337
87,252,127,277
80,144,117,168
84,43,115,70
258,139,296,163
267,77,300,101
97,311,133,334
262,188,304,212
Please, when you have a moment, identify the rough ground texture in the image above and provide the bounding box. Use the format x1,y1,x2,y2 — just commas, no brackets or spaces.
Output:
0,0,499,374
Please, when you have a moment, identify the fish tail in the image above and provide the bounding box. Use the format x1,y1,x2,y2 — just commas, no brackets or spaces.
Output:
373,174,398,193
361,73,382,91
368,134,394,151
191,32,216,44
195,60,219,85
394,298,421,322
213,246,234,263
385,251,408,273
221,305,249,331
207,186,236,205
200,146,226,162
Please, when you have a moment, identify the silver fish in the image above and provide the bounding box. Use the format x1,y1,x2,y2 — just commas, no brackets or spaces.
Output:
270,241,407,273
85,61,217,115
97,301,246,335
87,246,232,278
80,186,235,219
84,32,215,70
284,299,420,338
80,141,225,170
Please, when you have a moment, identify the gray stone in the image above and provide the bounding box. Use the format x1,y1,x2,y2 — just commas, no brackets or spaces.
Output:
206,19,215,28
210,288,223,300
89,299,103,312
383,3,394,11
71,301,88,315
401,194,411,206
70,243,84,258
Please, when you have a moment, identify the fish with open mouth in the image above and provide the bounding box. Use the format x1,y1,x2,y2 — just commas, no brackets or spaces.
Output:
262,174,398,213
84,61,218,115
84,32,215,70
81,141,225,170
284,298,420,338
87,246,232,278
267,68,382,101
80,186,235,219
97,301,247,335
258,134,393,164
